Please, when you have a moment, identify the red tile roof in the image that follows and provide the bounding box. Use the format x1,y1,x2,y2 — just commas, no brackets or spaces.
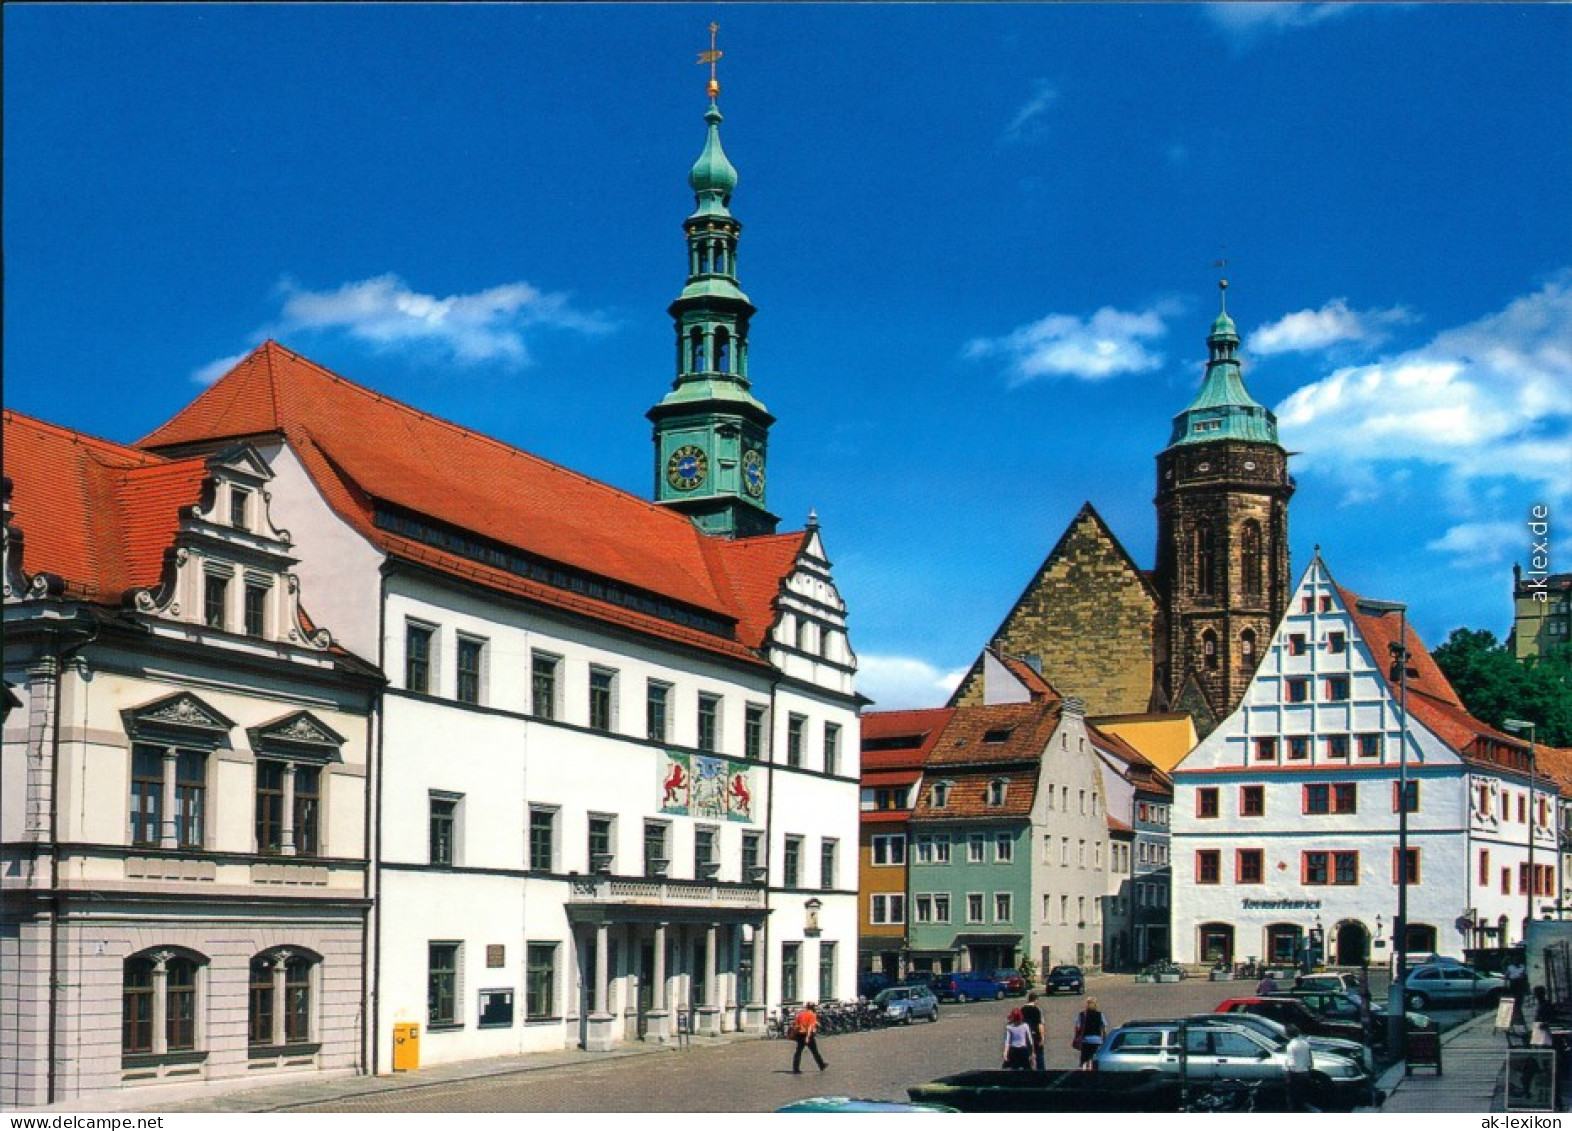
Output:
997,653,1059,700
925,700,1064,767
1533,746,1572,799
138,343,807,665
912,768,1037,820
4,410,208,602
862,707,955,772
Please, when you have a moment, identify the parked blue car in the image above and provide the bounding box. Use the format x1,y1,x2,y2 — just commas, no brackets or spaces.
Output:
932,970,1006,1002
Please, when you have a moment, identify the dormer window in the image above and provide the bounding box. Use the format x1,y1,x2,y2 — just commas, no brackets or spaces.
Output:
230,487,251,530
983,728,1013,744
930,781,952,809
987,779,1008,807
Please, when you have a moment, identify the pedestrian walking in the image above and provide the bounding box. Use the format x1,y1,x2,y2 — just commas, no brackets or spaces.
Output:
1020,992,1046,1070
1072,996,1108,1068
1002,1008,1034,1070
1256,972,1279,995
1284,1024,1313,1110
790,1002,827,1073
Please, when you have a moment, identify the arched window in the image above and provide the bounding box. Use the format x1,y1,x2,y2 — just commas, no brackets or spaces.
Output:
123,948,205,1057
1240,629,1257,669
249,948,318,1048
1194,521,1216,596
715,328,731,374
1240,520,1264,599
689,327,706,373
1202,629,1219,671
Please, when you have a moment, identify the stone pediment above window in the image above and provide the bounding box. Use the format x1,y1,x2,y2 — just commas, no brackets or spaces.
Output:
123,691,235,747
248,710,346,763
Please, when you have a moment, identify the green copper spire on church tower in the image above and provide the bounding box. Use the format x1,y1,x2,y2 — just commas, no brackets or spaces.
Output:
1166,280,1280,448
649,25,778,538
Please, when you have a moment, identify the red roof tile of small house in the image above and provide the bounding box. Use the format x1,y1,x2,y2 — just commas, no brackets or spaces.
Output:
925,700,1063,767
138,342,806,666
912,768,1037,820
1532,746,1572,798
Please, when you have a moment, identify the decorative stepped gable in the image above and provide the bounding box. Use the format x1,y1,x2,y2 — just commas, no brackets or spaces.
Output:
139,342,815,669
648,52,778,539
949,502,1160,716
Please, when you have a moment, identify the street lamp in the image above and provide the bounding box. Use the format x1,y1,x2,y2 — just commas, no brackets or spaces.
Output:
1357,597,1415,1054
1504,718,1539,937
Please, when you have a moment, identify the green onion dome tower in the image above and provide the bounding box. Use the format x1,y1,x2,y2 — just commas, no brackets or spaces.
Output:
648,37,778,538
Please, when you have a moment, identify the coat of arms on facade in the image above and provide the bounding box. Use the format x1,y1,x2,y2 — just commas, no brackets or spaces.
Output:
659,751,755,822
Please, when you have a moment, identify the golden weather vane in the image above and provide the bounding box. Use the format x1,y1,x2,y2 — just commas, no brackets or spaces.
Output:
696,22,722,99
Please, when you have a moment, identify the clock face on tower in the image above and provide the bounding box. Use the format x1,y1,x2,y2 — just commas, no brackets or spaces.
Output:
741,449,766,498
666,445,708,491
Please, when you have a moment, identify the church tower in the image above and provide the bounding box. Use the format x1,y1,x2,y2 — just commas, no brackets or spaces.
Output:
648,32,778,538
1155,282,1293,724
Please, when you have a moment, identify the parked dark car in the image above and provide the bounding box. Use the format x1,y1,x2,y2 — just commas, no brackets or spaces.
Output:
992,969,1028,996
1214,996,1367,1044
932,970,1006,1002
1044,965,1085,994
857,971,894,998
1288,988,1431,1048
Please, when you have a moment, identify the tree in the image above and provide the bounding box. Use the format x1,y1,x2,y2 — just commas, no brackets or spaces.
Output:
1432,628,1572,747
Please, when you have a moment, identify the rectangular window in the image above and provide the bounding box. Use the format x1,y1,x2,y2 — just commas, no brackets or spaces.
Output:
697,694,721,752
293,765,321,856
1288,633,1307,656
914,894,934,923
644,820,669,876
967,833,986,864
996,833,1014,863
531,653,559,720
1304,851,1328,885
166,960,196,1051
994,893,1013,922
1285,678,1309,703
742,830,762,878
1254,737,1278,761
588,667,616,732
783,835,803,888
694,825,717,876
1326,734,1350,759
1196,849,1221,884
1359,733,1381,758
819,941,837,1003
256,760,285,854
781,943,801,1002
966,893,985,923
744,703,766,760
529,807,556,872
588,814,614,872
1305,783,1357,814
1240,785,1265,817
428,942,460,1027
646,682,670,742
1320,596,1333,612
1478,849,1490,886
787,714,806,767
824,723,841,776
1301,595,1314,613
1394,848,1420,885
1503,867,1512,895
1304,850,1359,885
1288,735,1310,760
456,636,485,705
1328,631,1347,653
820,839,838,890
230,487,251,529
204,572,229,630
870,894,906,925
871,834,906,866
1237,848,1264,884
174,751,206,847
1393,780,1419,813
130,747,163,846
430,794,458,866
1197,787,1220,818
406,623,434,694
244,583,268,638
526,943,557,1020
1324,676,1350,701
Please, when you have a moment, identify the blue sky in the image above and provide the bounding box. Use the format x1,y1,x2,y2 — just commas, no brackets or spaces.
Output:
6,4,1570,709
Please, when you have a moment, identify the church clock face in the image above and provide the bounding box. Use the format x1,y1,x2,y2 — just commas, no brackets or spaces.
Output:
741,449,765,498
666,445,708,491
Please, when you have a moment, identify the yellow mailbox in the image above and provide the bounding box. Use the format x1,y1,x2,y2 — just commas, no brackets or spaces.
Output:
392,1022,420,1071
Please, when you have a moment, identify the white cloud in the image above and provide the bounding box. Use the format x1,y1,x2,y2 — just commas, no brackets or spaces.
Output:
1248,299,1415,356
1002,81,1058,145
1425,522,1522,562
857,654,967,711
192,351,250,387
1275,275,1572,500
965,303,1176,386
1204,3,1351,46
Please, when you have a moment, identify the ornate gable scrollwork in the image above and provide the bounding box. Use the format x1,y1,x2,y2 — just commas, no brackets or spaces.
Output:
247,709,346,763
122,691,236,747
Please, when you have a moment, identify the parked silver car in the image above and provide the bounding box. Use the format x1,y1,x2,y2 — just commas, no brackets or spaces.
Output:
1092,1021,1372,1110
1165,1012,1374,1073
874,985,940,1024
1402,964,1505,1010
